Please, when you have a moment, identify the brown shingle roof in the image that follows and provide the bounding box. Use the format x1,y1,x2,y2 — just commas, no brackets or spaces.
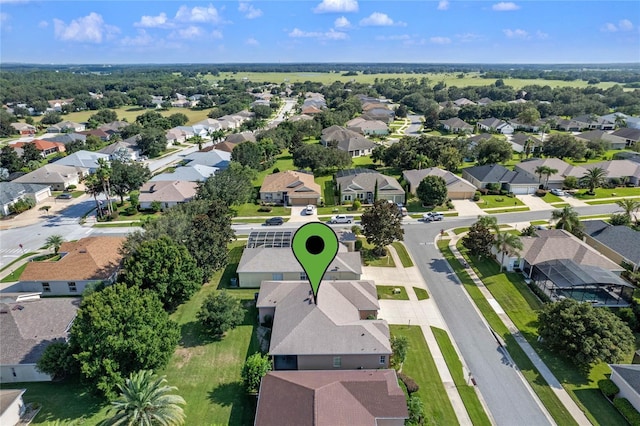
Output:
255,370,408,426
259,170,321,198
139,180,198,203
20,237,125,282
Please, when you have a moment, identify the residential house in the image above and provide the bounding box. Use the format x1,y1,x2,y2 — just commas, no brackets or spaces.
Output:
625,116,640,130
98,140,140,162
237,244,362,288
509,118,542,132
42,133,86,145
79,129,110,141
9,122,36,136
0,183,51,216
259,170,321,206
361,108,395,124
12,164,83,191
346,117,389,136
574,130,628,150
301,105,323,115
150,165,218,183
321,126,376,157
467,133,493,148
403,168,476,199
255,370,408,426
98,121,129,135
138,180,198,210
572,114,615,131
453,98,476,107
582,220,640,272
257,280,391,370
182,149,231,168
210,141,236,153
53,150,109,173
462,164,539,194
0,296,80,383
12,140,65,157
514,158,587,189
586,160,640,186
17,236,125,295
165,128,193,144
225,131,256,144
609,365,640,413
0,389,27,424
45,121,85,133
477,97,494,106
46,98,73,112
508,98,528,104
439,117,473,133
336,169,405,204
611,128,640,147
511,133,542,155
287,114,313,123
477,118,514,134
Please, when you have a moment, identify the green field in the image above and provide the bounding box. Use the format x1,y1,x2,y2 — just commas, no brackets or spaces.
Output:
377,285,409,300
206,71,625,91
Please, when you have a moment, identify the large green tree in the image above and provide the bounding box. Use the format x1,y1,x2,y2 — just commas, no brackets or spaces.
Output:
462,221,495,259
69,284,180,398
474,137,513,165
121,236,203,312
538,299,634,370
137,127,167,158
231,141,263,170
292,144,351,172
416,175,448,207
580,166,608,195
360,199,404,256
197,290,245,338
103,370,186,426
197,162,256,207
22,143,42,163
542,134,586,160
109,160,152,204
1,145,23,173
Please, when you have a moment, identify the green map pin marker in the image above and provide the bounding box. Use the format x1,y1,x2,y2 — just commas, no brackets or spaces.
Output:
292,222,339,304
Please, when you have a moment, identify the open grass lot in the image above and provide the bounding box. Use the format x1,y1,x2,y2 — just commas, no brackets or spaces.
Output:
360,239,395,267
207,71,624,91
252,152,296,186
389,325,458,426
431,327,492,426
437,241,578,426
573,187,640,200
477,195,525,209
377,285,409,301
460,244,628,426
315,174,336,206
413,287,430,300
391,242,414,267
567,149,637,166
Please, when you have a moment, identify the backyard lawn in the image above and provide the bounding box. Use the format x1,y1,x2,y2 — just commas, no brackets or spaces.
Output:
376,285,409,301
389,325,458,426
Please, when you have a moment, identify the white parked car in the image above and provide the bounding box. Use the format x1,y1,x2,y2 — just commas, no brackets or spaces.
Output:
305,205,315,215
550,188,565,196
422,212,444,222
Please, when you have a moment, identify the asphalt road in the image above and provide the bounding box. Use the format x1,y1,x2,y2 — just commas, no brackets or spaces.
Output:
405,114,423,136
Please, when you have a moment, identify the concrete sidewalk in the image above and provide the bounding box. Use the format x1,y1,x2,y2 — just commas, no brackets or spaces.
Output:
447,234,591,426
367,245,489,426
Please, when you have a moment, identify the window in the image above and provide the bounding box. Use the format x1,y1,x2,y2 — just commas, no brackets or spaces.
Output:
300,272,307,280
333,356,342,368
272,273,283,281
42,282,51,293
379,355,386,365
68,282,77,292
357,193,364,199
344,195,352,201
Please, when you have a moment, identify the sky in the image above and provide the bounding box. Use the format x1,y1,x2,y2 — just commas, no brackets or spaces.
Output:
0,0,639,64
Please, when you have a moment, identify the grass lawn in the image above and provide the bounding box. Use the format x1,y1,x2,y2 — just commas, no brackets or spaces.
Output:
573,187,640,200
477,195,525,209
586,198,640,206
461,245,628,426
315,174,335,206
377,285,409,300
453,227,470,235
232,204,289,218
485,206,530,214
252,152,296,185
437,241,578,426
0,262,29,282
530,220,548,226
0,252,36,273
316,206,359,215
352,155,375,168
413,287,430,300
431,327,492,426
540,193,564,204
391,242,414,267
93,222,142,228
389,325,458,426
360,239,395,267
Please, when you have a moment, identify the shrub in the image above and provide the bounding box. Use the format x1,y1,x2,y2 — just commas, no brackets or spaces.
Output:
473,192,481,202
257,206,272,212
535,189,547,197
598,379,620,400
125,206,137,215
354,239,363,251
614,397,640,425
351,225,361,235
615,307,640,331
446,200,454,209
486,183,500,192
67,184,77,190
150,200,162,212
110,211,119,220
526,281,552,303
398,372,420,395
495,197,504,202
352,199,361,211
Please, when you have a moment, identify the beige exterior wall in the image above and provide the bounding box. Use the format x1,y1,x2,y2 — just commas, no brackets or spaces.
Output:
582,235,627,267
448,190,475,200
258,307,276,325
19,279,104,296
611,369,640,413
376,419,405,426
1,364,51,383
297,354,389,370
239,271,360,288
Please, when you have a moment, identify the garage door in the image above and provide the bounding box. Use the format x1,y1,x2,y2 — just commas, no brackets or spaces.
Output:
509,186,530,195
290,198,317,206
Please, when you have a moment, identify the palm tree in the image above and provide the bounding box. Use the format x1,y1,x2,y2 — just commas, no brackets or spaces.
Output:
103,370,186,426
96,158,113,216
476,215,498,230
45,234,64,254
551,206,582,235
493,231,524,271
542,167,558,189
616,198,640,221
85,174,105,219
534,165,549,185
580,167,608,195
415,154,428,170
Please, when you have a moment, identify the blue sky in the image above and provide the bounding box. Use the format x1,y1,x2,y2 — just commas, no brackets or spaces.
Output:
1,0,639,64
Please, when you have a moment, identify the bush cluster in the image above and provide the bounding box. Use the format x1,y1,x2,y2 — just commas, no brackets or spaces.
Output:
598,379,620,400
613,397,640,425
398,372,420,395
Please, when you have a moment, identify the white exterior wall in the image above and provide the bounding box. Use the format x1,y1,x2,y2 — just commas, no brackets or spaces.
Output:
1,364,51,383
19,279,97,296
611,369,640,413
0,391,25,425
239,271,359,288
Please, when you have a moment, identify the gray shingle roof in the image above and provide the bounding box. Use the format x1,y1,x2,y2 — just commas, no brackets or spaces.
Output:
610,364,640,394
582,220,640,265
464,164,538,185
321,126,376,153
0,182,50,206
237,247,361,275
336,169,404,196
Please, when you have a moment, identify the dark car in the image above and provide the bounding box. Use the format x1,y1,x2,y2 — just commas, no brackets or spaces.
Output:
56,193,73,199
264,216,284,226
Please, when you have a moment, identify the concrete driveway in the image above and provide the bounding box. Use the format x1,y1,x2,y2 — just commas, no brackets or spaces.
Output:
451,200,485,217
516,195,552,211
288,206,316,223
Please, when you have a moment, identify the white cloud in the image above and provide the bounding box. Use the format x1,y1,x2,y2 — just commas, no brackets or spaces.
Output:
456,32,483,42
53,12,119,43
313,0,358,14
170,25,205,39
430,36,451,44
360,12,404,27
536,30,549,39
0,0,29,3
503,28,529,39
288,27,347,40
135,13,169,28
38,20,48,28
211,30,223,39
239,2,262,19
120,29,153,47
492,2,520,11
375,34,411,41
175,5,221,23
437,1,449,11
334,16,351,29
601,19,634,32
245,37,259,45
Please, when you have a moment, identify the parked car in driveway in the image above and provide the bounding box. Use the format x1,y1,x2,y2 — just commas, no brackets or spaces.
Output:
56,193,73,199
264,216,284,226
305,205,315,215
422,212,444,222
550,188,565,196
